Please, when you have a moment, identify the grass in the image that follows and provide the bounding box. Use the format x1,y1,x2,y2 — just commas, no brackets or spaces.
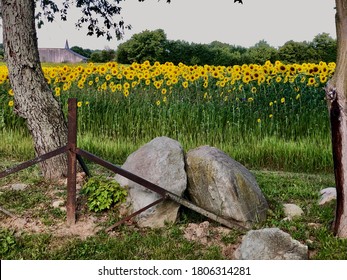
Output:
0,128,333,173
0,227,224,260
1,158,346,260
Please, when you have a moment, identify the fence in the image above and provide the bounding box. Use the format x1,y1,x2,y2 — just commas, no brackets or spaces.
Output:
0,98,247,231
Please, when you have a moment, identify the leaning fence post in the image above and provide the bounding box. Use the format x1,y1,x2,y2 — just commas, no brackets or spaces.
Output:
67,98,77,225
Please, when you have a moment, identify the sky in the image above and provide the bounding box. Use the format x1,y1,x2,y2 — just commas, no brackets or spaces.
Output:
0,0,337,50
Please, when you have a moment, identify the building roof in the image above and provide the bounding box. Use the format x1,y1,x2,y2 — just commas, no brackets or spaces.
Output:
38,40,88,63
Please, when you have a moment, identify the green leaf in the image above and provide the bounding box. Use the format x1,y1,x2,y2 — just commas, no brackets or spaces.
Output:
81,175,127,212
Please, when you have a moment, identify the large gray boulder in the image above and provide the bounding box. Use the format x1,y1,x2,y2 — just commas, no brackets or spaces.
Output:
185,146,268,228
115,137,187,228
234,228,308,260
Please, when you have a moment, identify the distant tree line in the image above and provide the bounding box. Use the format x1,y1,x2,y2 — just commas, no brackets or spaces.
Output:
70,46,117,63
0,30,337,65
114,29,336,65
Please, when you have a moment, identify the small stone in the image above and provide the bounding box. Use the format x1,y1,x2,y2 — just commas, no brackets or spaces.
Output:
306,239,314,245
10,183,28,191
319,187,336,205
283,203,304,220
52,200,65,208
308,223,321,229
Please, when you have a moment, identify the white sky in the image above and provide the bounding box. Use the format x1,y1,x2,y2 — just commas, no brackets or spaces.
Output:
1,0,337,50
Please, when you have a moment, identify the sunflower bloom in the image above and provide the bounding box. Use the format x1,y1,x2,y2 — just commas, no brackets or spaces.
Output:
55,87,61,96
101,82,107,91
307,77,316,86
320,74,327,84
123,90,130,97
123,82,130,90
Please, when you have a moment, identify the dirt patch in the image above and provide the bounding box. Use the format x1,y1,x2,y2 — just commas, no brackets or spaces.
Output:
0,172,102,239
183,221,242,259
0,214,101,239
52,216,101,239
1,217,46,233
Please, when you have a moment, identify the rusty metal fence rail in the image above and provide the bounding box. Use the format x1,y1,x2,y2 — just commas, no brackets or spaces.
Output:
0,98,247,231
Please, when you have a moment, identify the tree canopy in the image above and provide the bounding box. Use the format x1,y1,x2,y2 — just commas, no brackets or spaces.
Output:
33,0,171,40
114,29,336,65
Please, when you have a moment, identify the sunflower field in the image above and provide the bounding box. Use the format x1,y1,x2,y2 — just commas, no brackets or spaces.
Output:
0,60,335,172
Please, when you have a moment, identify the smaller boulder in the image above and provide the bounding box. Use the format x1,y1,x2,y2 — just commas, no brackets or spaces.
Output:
234,228,308,260
52,200,66,212
52,200,64,208
12,183,29,191
319,187,336,205
283,203,304,220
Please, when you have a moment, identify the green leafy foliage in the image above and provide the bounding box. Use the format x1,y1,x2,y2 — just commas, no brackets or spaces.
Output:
116,30,336,65
0,229,16,255
81,176,127,212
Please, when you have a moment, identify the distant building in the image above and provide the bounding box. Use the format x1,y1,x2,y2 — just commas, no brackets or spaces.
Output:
38,40,87,63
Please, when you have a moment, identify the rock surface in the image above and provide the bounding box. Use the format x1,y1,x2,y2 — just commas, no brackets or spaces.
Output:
1,183,29,191
234,228,308,260
283,203,304,220
115,137,187,228
52,200,66,212
319,187,336,205
11,183,29,191
185,146,268,228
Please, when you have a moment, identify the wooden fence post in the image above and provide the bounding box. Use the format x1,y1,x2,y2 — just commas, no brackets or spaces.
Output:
67,98,77,225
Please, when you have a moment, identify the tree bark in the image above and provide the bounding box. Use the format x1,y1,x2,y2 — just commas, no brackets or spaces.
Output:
1,0,68,179
325,0,347,237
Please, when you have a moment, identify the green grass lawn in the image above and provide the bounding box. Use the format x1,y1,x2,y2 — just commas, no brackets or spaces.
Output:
1,155,346,260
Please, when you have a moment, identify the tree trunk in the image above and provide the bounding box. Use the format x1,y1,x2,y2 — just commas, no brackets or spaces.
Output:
1,0,68,179
325,0,347,237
